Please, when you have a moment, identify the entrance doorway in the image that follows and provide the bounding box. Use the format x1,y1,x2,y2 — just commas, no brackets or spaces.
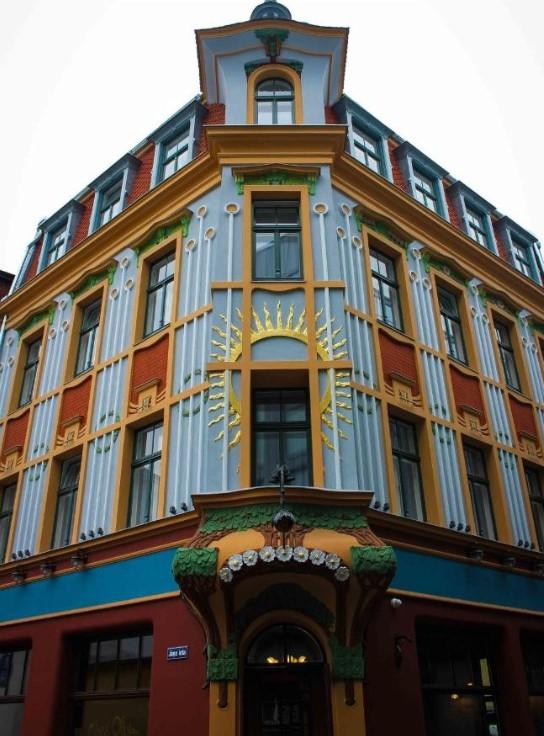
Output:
243,624,332,736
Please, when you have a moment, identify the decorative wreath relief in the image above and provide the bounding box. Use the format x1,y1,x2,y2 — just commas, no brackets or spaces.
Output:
125,278,134,291
225,202,240,215
185,238,197,253
481,314,490,325
121,256,131,269
422,277,432,290
58,299,67,310
48,327,57,339
62,320,70,331
340,203,352,216
336,226,346,239
197,205,207,218
313,202,328,215
409,271,418,283
6,335,14,346
0,363,3,374
110,287,120,300
531,343,538,353
8,357,15,367
351,235,363,250
522,337,528,347
205,227,216,240
442,266,451,276
470,306,478,317
412,248,423,260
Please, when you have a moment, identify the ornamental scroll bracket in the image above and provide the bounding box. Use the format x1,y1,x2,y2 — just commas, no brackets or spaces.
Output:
255,28,290,61
354,207,409,250
134,209,193,263
232,165,320,195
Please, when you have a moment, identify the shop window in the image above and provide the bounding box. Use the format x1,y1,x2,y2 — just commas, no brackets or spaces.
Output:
438,286,467,364
253,388,311,486
370,248,403,330
417,627,501,736
71,632,152,735
144,252,175,337
128,422,162,527
0,483,16,563
18,337,41,407
75,299,101,376
525,465,544,551
253,201,302,280
522,632,544,735
463,445,497,539
51,456,81,549
494,319,521,391
389,416,426,521
255,78,294,124
0,647,31,736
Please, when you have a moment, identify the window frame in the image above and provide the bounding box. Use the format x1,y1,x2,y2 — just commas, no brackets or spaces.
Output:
449,182,498,253
18,336,42,407
0,646,31,729
252,200,302,281
128,422,163,527
74,298,102,377
395,141,449,219
437,285,468,364
38,200,84,273
51,456,81,549
159,126,191,182
143,251,176,337
389,416,426,521
337,98,393,181
463,444,497,539
494,318,521,391
369,248,403,331
351,123,383,175
255,77,295,125
525,465,544,551
88,154,139,235
0,483,16,564
150,102,204,187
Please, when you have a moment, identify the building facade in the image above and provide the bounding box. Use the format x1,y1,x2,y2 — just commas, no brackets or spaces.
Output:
0,2,543,734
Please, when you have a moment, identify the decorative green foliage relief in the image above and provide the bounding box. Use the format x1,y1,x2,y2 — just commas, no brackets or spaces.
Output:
200,503,367,534
171,547,218,579
207,644,239,681
233,171,317,195
351,545,397,577
330,636,365,680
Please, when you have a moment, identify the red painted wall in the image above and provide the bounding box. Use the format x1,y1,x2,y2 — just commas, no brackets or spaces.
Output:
130,334,169,403
72,194,94,249
449,365,486,418
444,185,462,230
58,376,93,429
127,145,155,206
0,597,209,736
2,409,30,457
379,331,420,393
197,104,225,156
509,395,538,440
388,141,408,193
24,237,43,283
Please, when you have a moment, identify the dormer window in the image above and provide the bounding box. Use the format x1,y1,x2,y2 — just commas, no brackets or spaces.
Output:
352,124,381,174
38,200,84,273
46,221,69,265
448,182,497,254
496,216,542,284
466,206,489,248
161,126,190,180
511,237,532,278
88,154,139,234
97,179,123,227
395,141,448,219
255,78,294,124
413,169,438,212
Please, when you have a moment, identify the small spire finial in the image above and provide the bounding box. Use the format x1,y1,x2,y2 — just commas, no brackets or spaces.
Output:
250,0,292,21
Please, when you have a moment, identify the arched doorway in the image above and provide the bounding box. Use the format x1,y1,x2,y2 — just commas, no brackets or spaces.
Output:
243,624,332,736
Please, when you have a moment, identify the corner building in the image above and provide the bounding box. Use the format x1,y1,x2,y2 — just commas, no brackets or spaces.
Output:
1,2,544,734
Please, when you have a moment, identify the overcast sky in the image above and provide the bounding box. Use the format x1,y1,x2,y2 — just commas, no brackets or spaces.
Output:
1,0,543,278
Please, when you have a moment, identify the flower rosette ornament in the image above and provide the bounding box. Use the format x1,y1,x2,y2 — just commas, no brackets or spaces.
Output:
293,546,309,563
310,549,326,566
259,546,276,563
325,553,341,571
242,549,258,567
227,553,243,572
276,545,293,562
219,567,233,583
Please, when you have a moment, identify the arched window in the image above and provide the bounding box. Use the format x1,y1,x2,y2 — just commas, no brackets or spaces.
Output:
247,624,323,665
255,78,294,125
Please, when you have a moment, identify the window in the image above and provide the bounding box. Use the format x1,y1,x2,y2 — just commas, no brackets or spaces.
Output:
97,180,122,227
413,169,439,213
525,466,544,551
466,207,489,248
463,445,496,539
161,127,190,181
0,484,16,563
438,287,467,363
75,299,101,376
253,389,312,486
370,249,402,330
18,337,41,407
418,627,501,736
352,124,382,174
255,78,294,124
51,457,81,549
128,422,162,527
72,632,152,736
253,202,302,280
390,417,426,521
522,633,544,735
144,252,175,336
494,320,521,391
46,222,69,265
511,237,533,279
0,647,31,736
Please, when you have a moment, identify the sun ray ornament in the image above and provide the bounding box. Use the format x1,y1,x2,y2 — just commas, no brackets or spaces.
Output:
208,301,352,454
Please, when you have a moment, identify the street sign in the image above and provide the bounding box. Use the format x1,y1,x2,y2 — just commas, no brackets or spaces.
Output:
167,645,189,661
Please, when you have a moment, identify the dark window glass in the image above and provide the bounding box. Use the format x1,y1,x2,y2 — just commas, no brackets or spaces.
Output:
525,466,544,552
247,625,323,665
19,338,41,407
463,445,496,539
523,633,544,735
128,423,162,527
418,627,501,736
253,389,311,486
255,78,294,125
413,170,438,212
466,207,489,248
0,484,16,564
494,320,521,391
161,127,190,180
253,202,301,280
390,417,426,521
51,457,81,549
0,647,31,736
370,249,402,330
511,238,533,278
438,287,467,363
75,299,101,376
98,180,123,227
144,252,175,336
352,124,382,174
72,632,152,736
47,222,69,265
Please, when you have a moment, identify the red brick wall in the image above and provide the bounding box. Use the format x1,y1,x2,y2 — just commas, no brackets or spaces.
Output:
197,103,225,156
131,334,169,403
449,365,485,417
493,224,509,260
324,106,339,124
127,144,154,206
379,331,420,393
388,140,408,192
71,193,94,249
24,237,43,283
2,410,30,456
444,186,462,230
58,376,92,429
0,273,14,298
509,396,537,439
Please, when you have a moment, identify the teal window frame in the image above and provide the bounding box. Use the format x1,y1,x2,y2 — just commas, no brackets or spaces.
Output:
128,422,163,527
255,78,295,125
252,201,302,281
51,456,81,549
18,337,41,407
463,444,497,539
97,179,123,228
494,319,521,391
75,299,101,376
0,484,16,563
159,126,191,183
389,416,426,521
525,465,544,551
143,252,175,337
370,248,403,331
45,221,69,266
438,286,467,364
